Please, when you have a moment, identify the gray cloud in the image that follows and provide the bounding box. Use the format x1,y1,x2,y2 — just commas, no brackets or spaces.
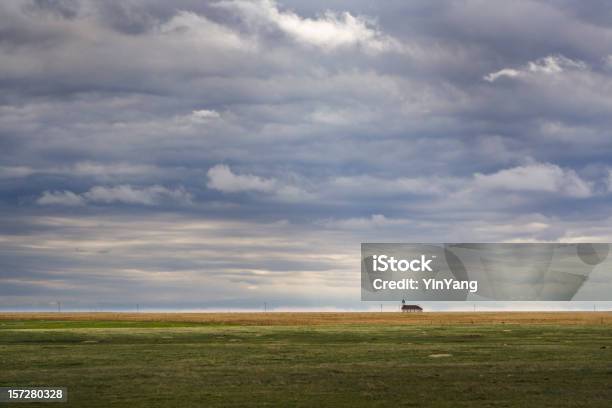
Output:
2,0,612,310
473,162,593,198
37,185,193,206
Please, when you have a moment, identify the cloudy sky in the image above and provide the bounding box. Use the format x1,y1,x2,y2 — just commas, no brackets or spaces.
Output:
2,0,612,311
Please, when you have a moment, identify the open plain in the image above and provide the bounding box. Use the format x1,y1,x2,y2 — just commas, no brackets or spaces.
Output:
1,312,611,407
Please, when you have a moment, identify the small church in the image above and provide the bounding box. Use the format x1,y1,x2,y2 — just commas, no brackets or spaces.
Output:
401,299,423,312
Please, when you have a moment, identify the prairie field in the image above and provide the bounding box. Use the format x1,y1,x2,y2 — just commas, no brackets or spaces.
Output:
1,311,611,325
1,312,611,407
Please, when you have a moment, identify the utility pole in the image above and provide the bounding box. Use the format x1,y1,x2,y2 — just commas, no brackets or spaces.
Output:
264,302,267,313
136,304,140,313
380,304,383,313
57,301,61,313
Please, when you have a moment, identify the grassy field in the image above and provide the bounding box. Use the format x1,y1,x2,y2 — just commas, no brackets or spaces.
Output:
0,313,611,407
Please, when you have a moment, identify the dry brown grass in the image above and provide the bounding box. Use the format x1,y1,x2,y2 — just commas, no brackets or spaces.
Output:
0,311,610,326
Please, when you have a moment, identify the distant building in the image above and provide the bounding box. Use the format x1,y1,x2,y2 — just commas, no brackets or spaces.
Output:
401,304,423,312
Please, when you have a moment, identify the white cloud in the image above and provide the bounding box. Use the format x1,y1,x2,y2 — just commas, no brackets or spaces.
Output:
207,163,597,205
207,164,276,193
191,109,220,122
37,190,85,206
484,55,587,82
483,68,520,82
37,185,192,206
473,163,592,198
207,164,312,201
217,0,399,52
0,166,35,178
527,55,586,74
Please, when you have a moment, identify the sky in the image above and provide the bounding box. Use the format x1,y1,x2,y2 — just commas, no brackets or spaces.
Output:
2,0,612,311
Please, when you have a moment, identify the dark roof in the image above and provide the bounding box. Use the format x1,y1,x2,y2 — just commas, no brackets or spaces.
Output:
401,304,423,310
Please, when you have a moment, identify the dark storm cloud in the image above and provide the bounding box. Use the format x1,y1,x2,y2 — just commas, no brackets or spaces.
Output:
2,0,612,309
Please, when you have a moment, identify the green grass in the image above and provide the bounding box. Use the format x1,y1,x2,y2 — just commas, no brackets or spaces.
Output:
1,320,611,407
